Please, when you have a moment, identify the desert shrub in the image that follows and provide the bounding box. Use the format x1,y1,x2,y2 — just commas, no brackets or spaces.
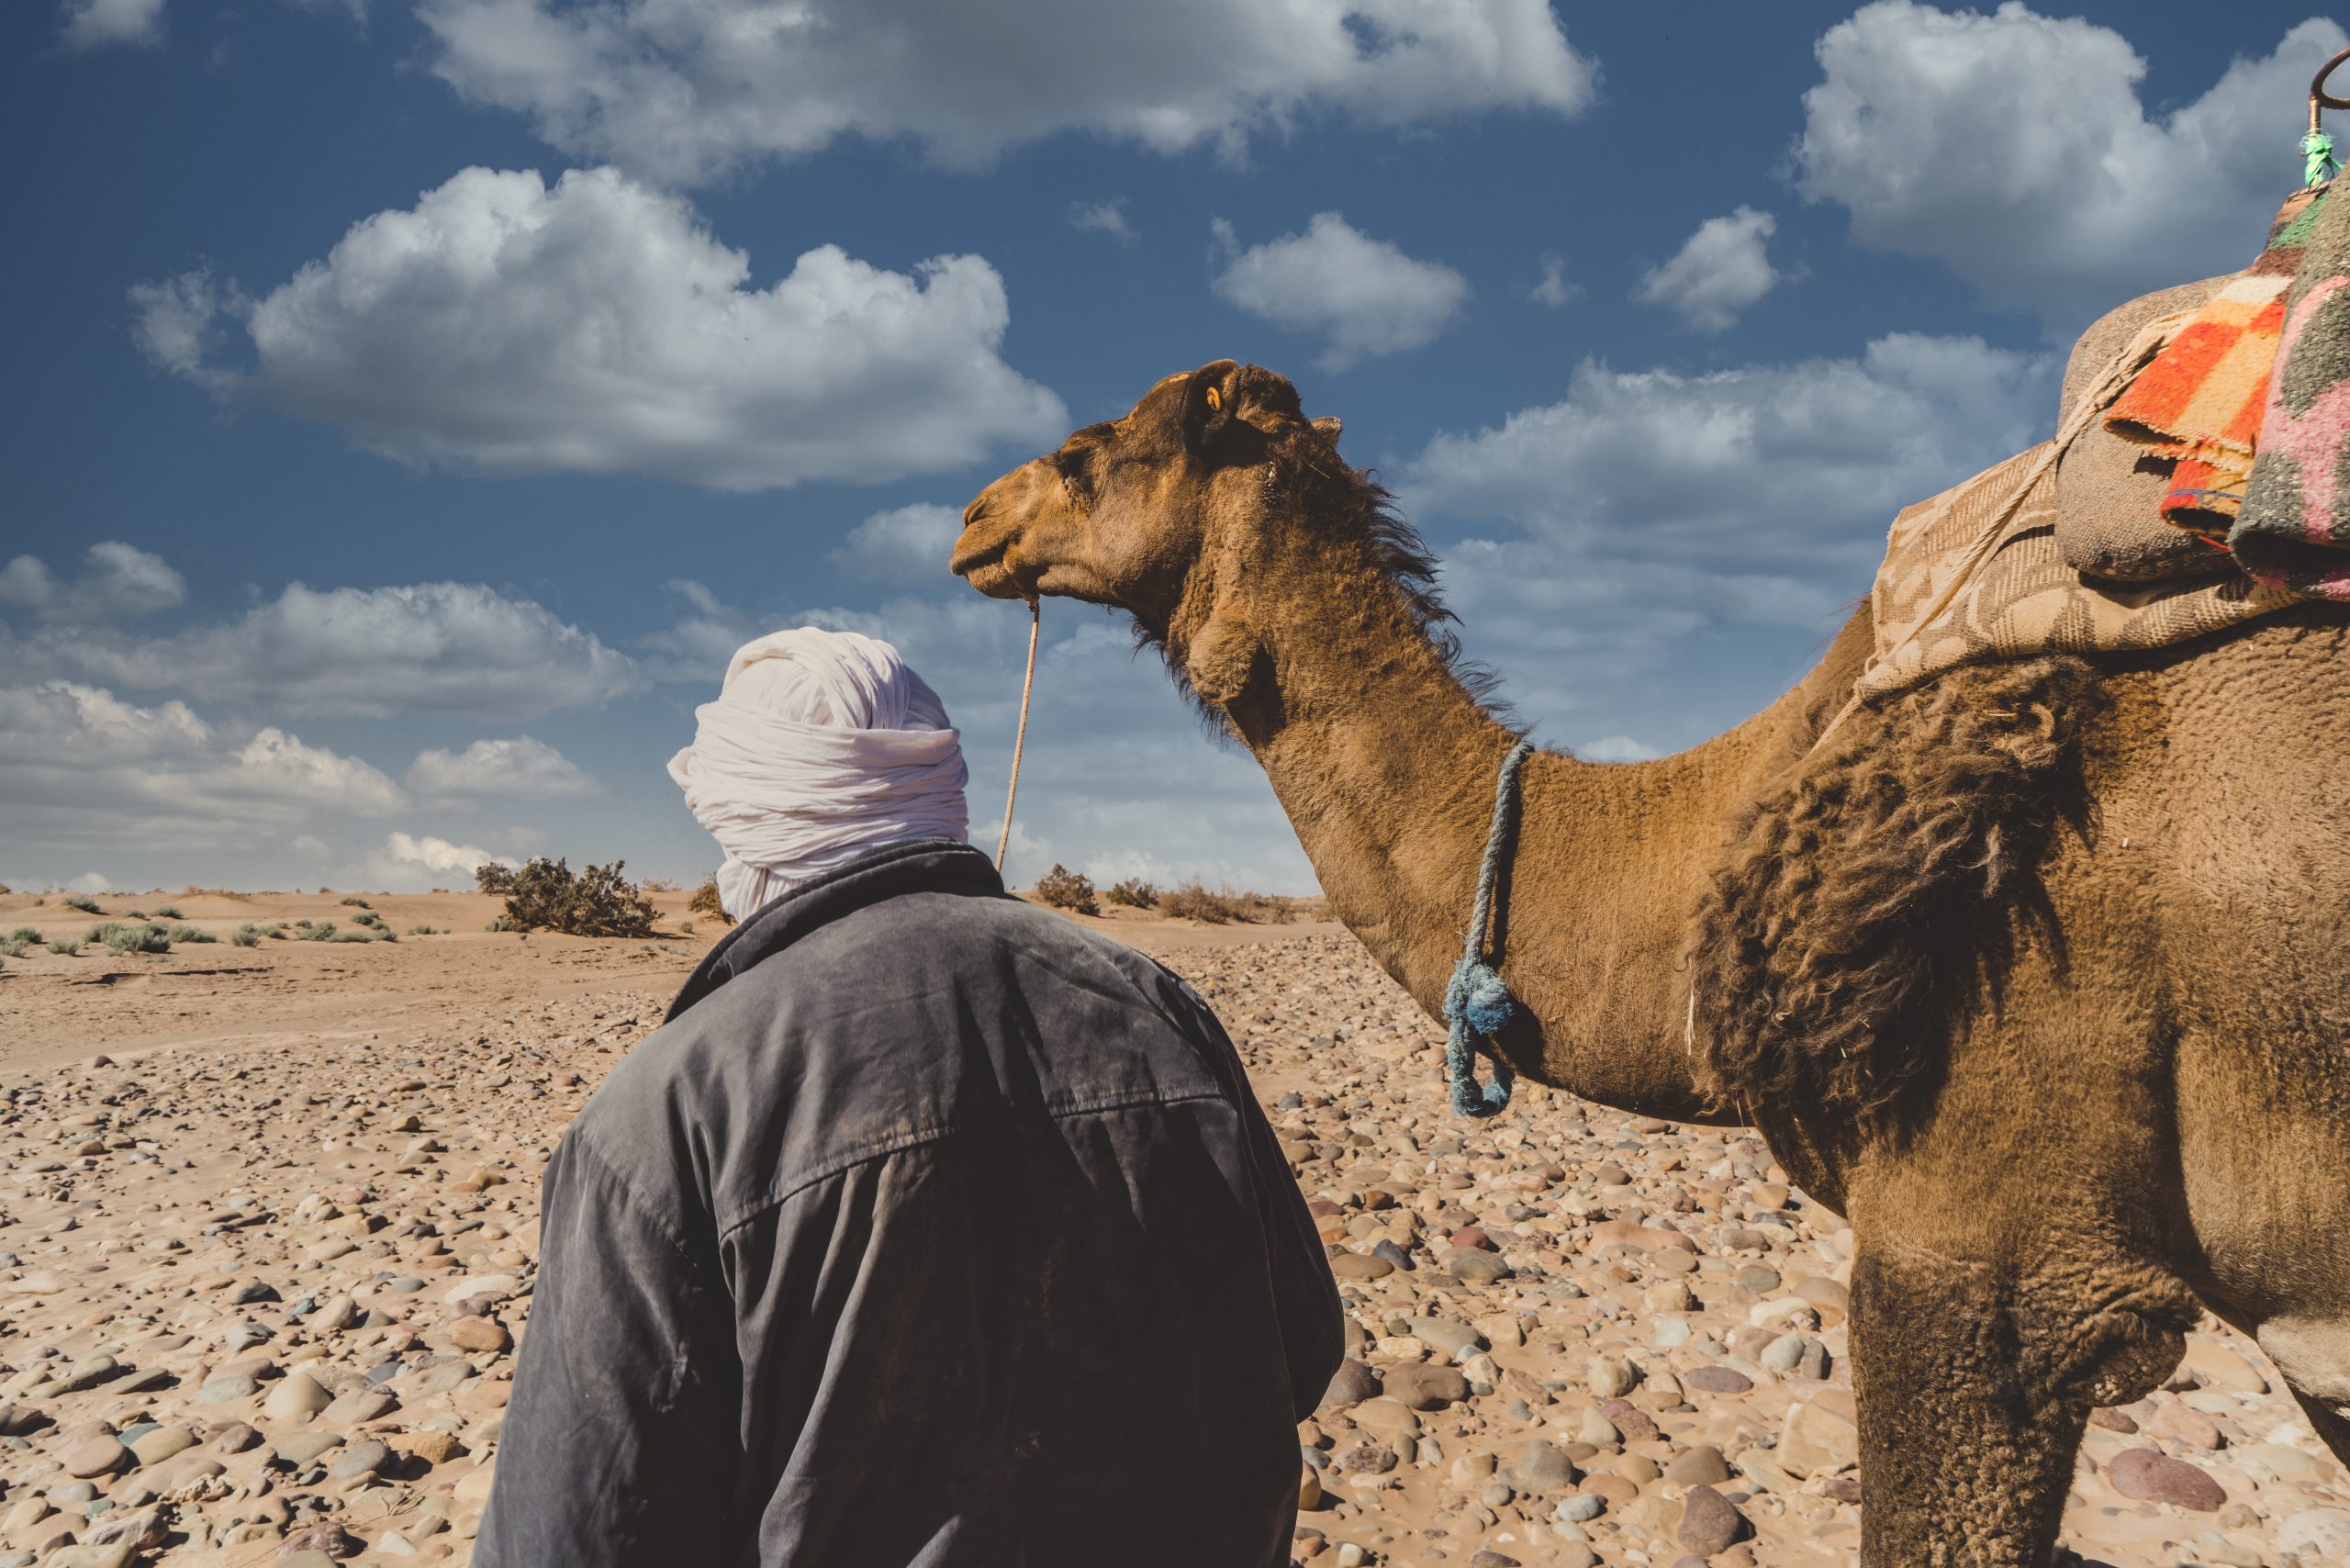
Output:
491,857,658,938
164,924,218,945
91,922,171,955
152,904,183,920
1033,865,1099,916
678,920,695,935
1106,878,1159,909
405,924,436,935
62,894,101,913
475,863,518,895
340,896,371,909
687,878,731,927
1160,881,1245,924
486,915,520,934
333,928,394,943
46,938,77,956
642,876,680,892
0,928,39,958
231,924,263,947
351,910,386,929
293,921,337,942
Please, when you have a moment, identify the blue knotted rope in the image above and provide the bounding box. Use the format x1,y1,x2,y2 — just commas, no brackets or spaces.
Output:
1443,738,1534,1117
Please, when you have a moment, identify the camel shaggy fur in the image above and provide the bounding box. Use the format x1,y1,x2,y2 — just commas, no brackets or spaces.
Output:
951,345,2350,1565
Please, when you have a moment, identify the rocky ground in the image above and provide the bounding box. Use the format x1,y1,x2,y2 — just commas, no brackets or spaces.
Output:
0,916,2339,1567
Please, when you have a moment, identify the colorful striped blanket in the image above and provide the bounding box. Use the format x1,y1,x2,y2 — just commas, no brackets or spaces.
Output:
2237,179,2350,600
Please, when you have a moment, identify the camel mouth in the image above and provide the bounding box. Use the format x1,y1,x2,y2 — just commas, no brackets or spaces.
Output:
948,530,1025,600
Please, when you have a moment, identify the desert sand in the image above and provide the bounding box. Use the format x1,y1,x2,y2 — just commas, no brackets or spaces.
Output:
0,890,2340,1567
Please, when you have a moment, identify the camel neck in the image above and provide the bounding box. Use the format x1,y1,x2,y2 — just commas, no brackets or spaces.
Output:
1207,537,1841,1123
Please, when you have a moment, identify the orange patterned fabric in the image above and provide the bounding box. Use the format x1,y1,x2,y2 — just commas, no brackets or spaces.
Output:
2103,274,2288,537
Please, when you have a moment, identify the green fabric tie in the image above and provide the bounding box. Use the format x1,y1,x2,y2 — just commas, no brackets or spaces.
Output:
2304,129,2340,189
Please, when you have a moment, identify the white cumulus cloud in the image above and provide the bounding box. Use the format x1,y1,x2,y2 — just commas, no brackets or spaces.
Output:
1212,212,1471,372
131,165,1067,491
418,0,1595,184
829,504,963,586
407,736,601,800
1402,332,2056,718
1795,3,2348,326
1,577,643,721
381,832,517,878
60,0,166,50
1634,207,1781,333
0,681,407,865
0,543,185,622
1068,200,1136,244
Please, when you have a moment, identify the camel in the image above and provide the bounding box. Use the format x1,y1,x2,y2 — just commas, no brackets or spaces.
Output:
950,327,2350,1564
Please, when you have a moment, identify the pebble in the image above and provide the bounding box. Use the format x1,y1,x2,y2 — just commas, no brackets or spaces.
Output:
451,1314,512,1353
1500,1439,1576,1492
1664,1444,1733,1486
1586,1356,1637,1398
1684,1365,1754,1394
1322,1360,1381,1408
1382,1363,1469,1411
59,1434,127,1478
329,1437,393,1478
2104,1446,2228,1511
2277,1507,2350,1556
1677,1484,1749,1555
263,1372,332,1421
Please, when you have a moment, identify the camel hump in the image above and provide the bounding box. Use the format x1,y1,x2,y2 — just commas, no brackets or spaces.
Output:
2060,274,2239,420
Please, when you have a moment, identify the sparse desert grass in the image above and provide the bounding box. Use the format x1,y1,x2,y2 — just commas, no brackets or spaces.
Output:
486,916,520,934
231,925,263,947
46,938,77,956
1158,881,1304,925
1033,864,1099,916
1,927,41,958
63,895,101,914
152,904,183,920
1107,878,1159,909
163,924,217,945
687,878,731,927
340,897,372,909
292,921,337,942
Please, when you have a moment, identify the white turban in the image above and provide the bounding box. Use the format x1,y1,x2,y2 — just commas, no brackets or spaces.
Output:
668,627,969,922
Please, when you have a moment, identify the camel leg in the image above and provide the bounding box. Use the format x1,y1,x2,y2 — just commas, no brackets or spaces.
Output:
1849,1243,2090,1568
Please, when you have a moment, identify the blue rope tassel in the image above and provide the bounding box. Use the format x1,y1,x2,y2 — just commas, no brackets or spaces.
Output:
1443,739,1534,1117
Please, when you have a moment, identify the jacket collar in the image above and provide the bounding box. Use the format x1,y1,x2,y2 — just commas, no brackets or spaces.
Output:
665,838,1005,1022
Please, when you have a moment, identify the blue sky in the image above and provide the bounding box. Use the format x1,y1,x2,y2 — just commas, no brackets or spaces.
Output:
3,0,2340,895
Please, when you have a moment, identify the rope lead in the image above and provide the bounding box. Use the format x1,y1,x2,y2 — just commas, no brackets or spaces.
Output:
1443,738,1533,1118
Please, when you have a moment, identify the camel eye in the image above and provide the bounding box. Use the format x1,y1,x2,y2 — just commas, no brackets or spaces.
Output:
1204,386,1221,411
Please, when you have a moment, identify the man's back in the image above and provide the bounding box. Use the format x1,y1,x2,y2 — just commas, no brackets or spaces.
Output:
476,841,1341,1567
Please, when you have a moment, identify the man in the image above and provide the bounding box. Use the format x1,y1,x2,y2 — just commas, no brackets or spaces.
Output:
476,627,1341,1568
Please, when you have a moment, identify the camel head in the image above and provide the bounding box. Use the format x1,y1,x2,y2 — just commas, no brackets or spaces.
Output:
955,359,1416,707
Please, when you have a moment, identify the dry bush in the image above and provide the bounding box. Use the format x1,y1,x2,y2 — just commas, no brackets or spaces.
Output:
688,878,732,927
63,894,101,914
1106,878,1159,909
1159,881,1243,924
487,857,658,938
641,876,681,892
1032,865,1099,916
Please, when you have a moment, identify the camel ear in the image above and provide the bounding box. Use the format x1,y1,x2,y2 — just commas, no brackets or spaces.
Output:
1311,416,1342,445
1186,605,1260,706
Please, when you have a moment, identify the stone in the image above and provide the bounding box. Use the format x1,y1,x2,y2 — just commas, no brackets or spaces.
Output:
2146,1398,2223,1450
322,1387,395,1424
1683,1365,1753,1395
310,1294,358,1331
329,1438,392,1479
79,1505,166,1549
1733,1267,1781,1294
50,1355,117,1394
2103,1447,2226,1511
194,1372,260,1405
1602,1399,1660,1443
400,1429,465,1466
1329,1252,1393,1282
279,1520,361,1556
1586,1356,1637,1398
276,1553,341,1568
263,1371,332,1421
1349,1398,1420,1442
1445,1249,1511,1284
1664,1445,1733,1486
1382,1362,1470,1410
207,1422,259,1453
274,1431,346,1465
2177,1339,2268,1394
449,1315,510,1353
2277,1508,2350,1557
38,1546,136,1568
1322,1360,1382,1408
1777,1399,1859,1478
61,1433,129,1477
1500,1439,1577,1493
128,1427,196,1466
1759,1334,1806,1374
1556,1493,1606,1523
1332,1440,1398,1475
1411,1318,1483,1361
1676,1484,1749,1555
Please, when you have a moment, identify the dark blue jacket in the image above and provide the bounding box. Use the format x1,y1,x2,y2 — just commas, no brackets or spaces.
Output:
476,840,1340,1567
